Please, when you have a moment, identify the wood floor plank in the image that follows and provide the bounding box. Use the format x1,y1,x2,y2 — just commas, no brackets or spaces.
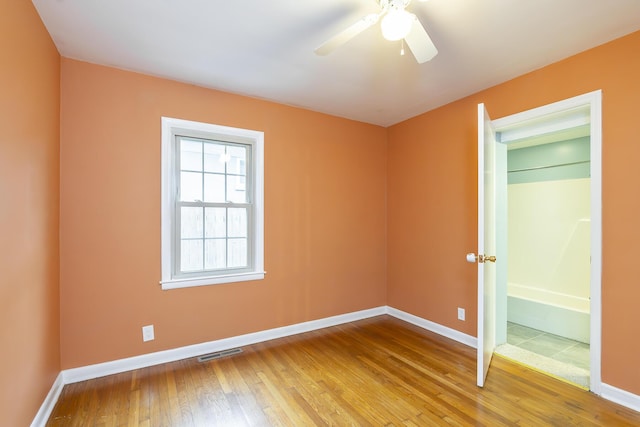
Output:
47,315,640,426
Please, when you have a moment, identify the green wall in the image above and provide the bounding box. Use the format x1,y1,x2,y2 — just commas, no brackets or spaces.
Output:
507,137,590,184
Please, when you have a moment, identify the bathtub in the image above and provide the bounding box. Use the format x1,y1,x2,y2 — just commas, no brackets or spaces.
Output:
507,283,590,344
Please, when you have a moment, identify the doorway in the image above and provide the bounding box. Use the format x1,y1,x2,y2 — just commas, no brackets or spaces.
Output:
488,91,602,393
497,135,591,387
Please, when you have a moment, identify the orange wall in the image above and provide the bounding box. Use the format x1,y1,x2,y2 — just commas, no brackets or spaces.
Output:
388,31,640,394
59,59,388,368
0,1,61,425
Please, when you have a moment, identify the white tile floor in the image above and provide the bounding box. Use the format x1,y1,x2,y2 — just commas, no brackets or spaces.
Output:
495,322,590,388
506,322,590,370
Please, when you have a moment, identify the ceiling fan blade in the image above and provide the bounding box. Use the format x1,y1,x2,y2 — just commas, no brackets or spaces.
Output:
404,15,438,63
315,13,381,56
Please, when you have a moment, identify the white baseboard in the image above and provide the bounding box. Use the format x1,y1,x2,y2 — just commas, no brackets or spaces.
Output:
33,305,640,425
30,372,64,427
59,306,479,386
601,383,640,413
387,307,478,348
63,306,387,384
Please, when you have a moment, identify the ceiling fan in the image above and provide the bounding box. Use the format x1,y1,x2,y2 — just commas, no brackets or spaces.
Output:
314,0,438,63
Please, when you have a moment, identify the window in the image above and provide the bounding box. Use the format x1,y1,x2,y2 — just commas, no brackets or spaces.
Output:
161,117,264,290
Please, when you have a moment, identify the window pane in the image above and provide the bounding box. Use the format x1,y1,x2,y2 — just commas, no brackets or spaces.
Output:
205,207,226,238
181,207,203,239
181,239,203,272
205,239,226,269
180,139,202,172
228,238,247,268
227,146,246,175
226,175,246,203
204,142,225,173
228,208,247,238
204,173,226,202
180,171,202,202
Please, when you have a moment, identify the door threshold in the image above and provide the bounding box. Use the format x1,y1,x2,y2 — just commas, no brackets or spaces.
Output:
495,344,589,390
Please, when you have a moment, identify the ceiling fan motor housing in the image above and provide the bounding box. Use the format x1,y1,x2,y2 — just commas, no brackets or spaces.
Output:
379,0,412,11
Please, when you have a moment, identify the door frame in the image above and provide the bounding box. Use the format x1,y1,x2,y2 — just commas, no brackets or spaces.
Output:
490,90,602,394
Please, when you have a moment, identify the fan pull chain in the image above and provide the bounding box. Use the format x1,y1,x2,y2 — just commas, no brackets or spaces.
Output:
400,39,405,56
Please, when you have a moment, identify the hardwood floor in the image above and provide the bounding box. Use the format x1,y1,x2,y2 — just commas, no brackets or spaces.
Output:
47,315,640,426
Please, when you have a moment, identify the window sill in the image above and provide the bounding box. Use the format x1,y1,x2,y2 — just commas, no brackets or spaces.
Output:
160,271,266,290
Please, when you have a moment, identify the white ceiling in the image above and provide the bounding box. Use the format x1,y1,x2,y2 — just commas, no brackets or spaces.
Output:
32,0,640,127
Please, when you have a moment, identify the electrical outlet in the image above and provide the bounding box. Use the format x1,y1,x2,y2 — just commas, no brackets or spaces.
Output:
142,325,155,342
457,308,465,321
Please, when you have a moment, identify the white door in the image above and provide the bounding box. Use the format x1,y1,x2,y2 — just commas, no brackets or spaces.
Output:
469,103,498,387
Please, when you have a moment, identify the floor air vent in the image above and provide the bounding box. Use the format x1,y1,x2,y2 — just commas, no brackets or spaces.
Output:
197,348,243,362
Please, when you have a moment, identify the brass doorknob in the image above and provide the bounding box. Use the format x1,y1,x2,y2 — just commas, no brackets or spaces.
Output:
466,253,496,263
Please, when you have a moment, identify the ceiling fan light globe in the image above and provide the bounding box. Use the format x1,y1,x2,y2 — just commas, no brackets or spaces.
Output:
381,9,414,41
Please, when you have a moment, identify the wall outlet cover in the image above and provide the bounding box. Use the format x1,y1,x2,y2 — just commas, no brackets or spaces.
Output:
142,325,155,342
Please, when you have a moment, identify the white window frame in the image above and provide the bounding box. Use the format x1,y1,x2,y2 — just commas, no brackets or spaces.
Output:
160,117,264,290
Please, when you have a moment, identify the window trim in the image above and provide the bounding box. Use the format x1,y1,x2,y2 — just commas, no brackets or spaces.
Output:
160,117,264,290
